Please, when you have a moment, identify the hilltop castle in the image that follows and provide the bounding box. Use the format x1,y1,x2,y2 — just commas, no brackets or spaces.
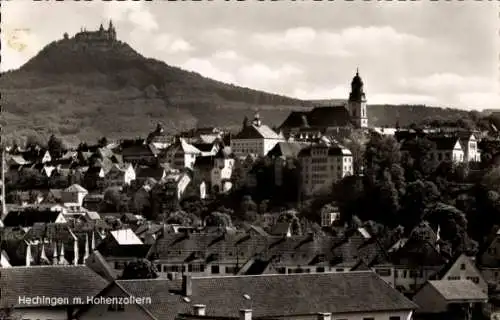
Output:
65,20,117,42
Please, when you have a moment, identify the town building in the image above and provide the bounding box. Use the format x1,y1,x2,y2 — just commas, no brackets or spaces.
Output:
279,70,369,138
231,113,284,158
77,272,417,320
298,138,353,196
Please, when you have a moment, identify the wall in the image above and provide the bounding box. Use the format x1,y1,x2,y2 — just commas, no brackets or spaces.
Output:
79,286,149,320
12,307,68,320
441,255,487,293
263,310,412,320
413,284,447,314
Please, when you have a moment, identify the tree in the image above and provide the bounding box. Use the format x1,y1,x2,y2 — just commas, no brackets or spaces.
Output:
120,259,159,280
166,210,201,226
400,180,440,227
103,187,129,213
239,195,258,221
401,137,436,181
205,211,234,228
98,136,108,147
47,134,66,158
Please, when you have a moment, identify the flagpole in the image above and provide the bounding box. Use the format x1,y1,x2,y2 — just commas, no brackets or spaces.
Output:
1,148,6,219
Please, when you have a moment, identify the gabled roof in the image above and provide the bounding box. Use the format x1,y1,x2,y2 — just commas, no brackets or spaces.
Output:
234,124,281,140
110,229,143,245
136,166,166,181
280,107,353,131
0,266,109,308
426,280,487,302
2,208,63,227
266,142,308,158
107,272,416,320
65,184,88,193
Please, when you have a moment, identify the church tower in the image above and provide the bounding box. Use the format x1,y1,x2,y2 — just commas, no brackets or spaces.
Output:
347,68,368,128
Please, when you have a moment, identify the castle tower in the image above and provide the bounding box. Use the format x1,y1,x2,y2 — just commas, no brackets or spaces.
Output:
347,68,368,128
108,19,117,40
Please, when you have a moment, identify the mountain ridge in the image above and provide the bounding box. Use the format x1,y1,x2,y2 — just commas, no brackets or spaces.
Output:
0,26,480,145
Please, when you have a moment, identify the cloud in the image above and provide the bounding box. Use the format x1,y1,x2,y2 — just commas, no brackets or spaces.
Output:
237,63,303,90
457,92,500,111
213,50,240,60
154,34,194,54
251,26,424,57
181,58,235,84
104,2,158,32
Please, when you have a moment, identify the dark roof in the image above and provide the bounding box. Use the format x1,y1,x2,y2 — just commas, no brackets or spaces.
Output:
280,107,353,131
427,136,460,151
266,142,308,158
192,143,216,152
297,143,351,157
97,243,152,258
0,265,109,308
2,208,62,227
136,166,165,180
426,280,487,302
110,272,416,320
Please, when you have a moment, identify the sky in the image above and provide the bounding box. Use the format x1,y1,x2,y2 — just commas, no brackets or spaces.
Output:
2,0,499,110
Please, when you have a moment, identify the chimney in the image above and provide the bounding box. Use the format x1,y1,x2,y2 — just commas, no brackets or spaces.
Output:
25,242,32,267
59,242,66,264
83,233,90,263
192,304,206,316
317,313,331,320
91,231,96,250
182,275,192,296
53,242,58,265
73,236,79,266
239,309,252,320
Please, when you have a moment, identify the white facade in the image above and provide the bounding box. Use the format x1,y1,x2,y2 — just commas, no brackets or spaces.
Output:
232,138,283,158
464,134,481,162
300,145,353,196
211,158,235,193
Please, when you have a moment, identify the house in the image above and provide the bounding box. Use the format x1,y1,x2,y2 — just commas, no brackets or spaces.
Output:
2,205,67,227
105,163,136,186
266,141,306,187
412,280,487,319
161,138,202,169
298,138,353,197
0,265,109,320
61,184,88,207
94,242,152,278
400,134,465,164
146,124,175,150
192,142,219,157
434,253,487,293
77,271,417,320
211,147,235,194
479,228,500,268
121,141,159,166
320,204,340,227
135,166,167,186
457,132,481,162
231,112,284,158
280,71,369,133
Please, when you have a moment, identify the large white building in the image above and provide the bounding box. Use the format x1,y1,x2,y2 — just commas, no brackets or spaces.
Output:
231,113,284,158
298,138,353,196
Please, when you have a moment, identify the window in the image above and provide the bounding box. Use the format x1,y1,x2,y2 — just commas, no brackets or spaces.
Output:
316,267,325,273
460,263,466,270
211,265,220,274
375,268,391,277
362,318,375,320
447,276,460,280
389,317,401,320
336,268,344,272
